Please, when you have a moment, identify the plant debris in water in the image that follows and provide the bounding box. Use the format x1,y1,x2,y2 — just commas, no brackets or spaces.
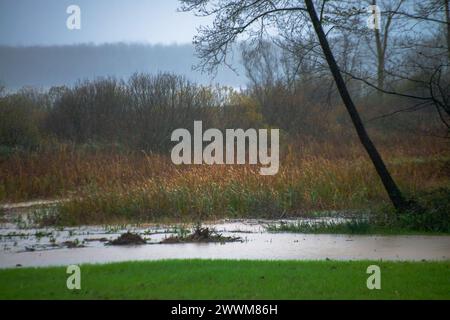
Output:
161,225,242,244
107,232,147,245
63,240,85,249
84,237,108,242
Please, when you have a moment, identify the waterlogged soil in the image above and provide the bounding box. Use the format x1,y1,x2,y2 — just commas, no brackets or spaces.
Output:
0,201,449,268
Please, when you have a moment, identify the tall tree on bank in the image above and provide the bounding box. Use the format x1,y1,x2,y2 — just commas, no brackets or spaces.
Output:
180,0,412,211
370,0,405,96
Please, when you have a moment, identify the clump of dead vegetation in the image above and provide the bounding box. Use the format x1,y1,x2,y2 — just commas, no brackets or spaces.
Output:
107,232,147,245
161,224,242,244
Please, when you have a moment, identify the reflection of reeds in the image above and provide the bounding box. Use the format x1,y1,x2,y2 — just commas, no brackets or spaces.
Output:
1,138,448,225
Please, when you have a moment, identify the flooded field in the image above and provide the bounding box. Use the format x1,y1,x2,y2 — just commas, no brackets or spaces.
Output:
1,201,449,268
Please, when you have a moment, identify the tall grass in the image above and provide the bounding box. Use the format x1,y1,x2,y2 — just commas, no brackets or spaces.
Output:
2,137,446,225
0,143,170,201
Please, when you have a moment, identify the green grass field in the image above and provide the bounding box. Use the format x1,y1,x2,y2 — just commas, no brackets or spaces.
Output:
0,260,449,300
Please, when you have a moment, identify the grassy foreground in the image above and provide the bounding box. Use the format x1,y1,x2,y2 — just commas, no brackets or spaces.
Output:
0,260,449,300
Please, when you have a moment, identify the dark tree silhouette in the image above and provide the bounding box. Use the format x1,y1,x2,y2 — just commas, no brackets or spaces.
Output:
304,0,410,211
180,0,412,211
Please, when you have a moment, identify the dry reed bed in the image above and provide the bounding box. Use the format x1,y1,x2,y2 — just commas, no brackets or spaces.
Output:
1,138,446,224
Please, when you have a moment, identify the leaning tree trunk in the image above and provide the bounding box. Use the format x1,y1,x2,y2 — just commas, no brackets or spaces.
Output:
304,0,410,212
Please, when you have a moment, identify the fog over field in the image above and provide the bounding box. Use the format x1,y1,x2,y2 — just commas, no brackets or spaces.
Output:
0,43,246,90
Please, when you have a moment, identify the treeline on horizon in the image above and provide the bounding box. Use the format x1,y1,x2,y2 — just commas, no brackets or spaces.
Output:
1,30,448,154
0,69,445,155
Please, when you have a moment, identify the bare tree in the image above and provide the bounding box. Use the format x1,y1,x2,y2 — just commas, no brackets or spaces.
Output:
336,0,450,129
180,0,413,211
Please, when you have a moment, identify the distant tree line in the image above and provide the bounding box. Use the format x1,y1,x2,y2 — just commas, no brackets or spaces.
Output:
0,68,445,154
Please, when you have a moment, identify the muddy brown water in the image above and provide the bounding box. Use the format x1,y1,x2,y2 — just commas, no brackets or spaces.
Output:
1,220,449,268
0,202,449,268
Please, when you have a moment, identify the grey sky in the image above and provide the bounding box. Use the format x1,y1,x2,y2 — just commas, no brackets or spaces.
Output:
0,0,211,46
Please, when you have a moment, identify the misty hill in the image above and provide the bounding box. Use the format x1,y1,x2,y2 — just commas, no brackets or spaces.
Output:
0,43,247,90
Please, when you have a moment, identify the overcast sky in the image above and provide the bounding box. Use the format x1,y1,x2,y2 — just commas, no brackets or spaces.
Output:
0,0,211,46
